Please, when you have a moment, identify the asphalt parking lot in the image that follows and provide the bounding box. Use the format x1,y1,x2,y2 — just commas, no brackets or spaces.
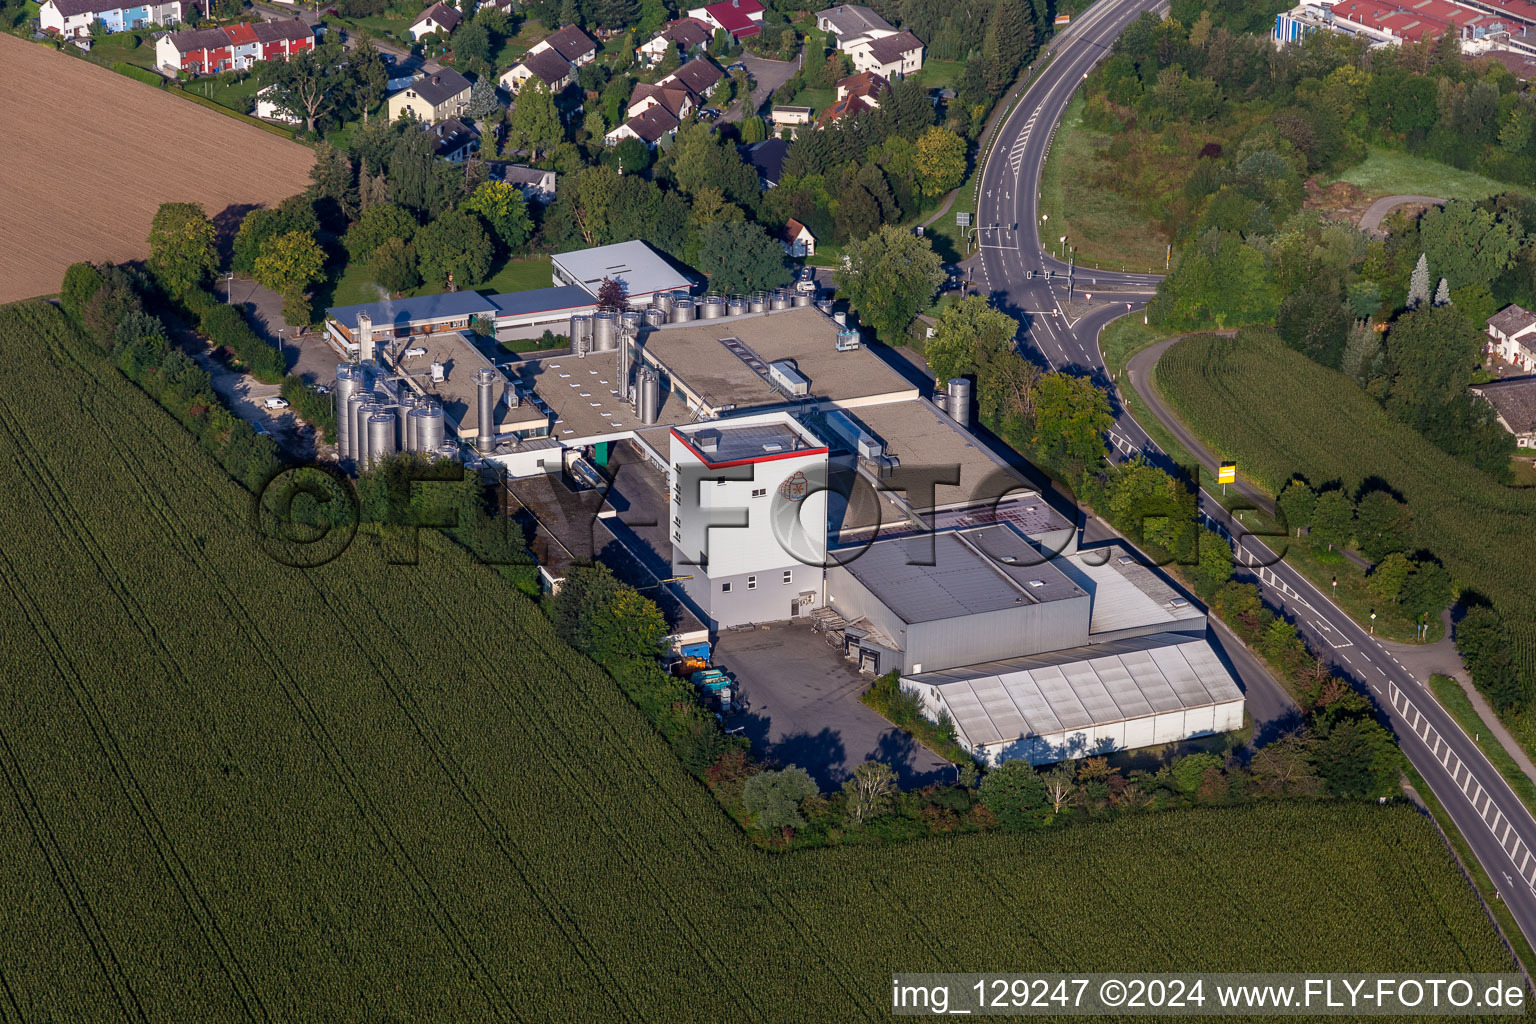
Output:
713,622,952,791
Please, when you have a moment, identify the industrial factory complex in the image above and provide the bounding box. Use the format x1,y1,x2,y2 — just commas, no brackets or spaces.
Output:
322,240,1245,766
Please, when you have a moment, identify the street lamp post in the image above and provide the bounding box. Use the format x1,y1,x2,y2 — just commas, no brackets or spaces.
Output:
278,327,286,370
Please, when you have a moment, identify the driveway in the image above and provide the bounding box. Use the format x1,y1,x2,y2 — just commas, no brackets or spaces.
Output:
218,276,337,385
713,622,953,791
729,52,800,121
1358,195,1444,238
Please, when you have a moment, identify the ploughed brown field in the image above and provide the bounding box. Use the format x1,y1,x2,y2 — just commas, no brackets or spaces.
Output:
0,34,314,302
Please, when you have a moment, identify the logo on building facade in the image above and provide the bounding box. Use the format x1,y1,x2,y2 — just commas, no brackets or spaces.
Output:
778,470,809,501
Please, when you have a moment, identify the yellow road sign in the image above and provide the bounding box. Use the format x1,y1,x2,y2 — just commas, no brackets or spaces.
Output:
1217,462,1236,485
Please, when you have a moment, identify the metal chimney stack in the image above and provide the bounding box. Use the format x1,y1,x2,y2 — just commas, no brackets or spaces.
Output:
947,378,973,430
475,368,497,452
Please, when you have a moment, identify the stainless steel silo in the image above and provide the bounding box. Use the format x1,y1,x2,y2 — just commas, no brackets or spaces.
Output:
644,306,666,327
592,310,619,352
418,404,446,452
699,295,725,319
748,291,767,313
792,292,811,306
948,378,973,430
726,295,748,316
346,392,370,463
639,370,661,425
672,297,695,322
769,290,789,310
367,412,396,469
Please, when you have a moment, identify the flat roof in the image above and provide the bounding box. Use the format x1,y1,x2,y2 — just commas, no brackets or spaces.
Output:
833,399,1042,529
503,353,694,440
327,291,497,331
551,240,693,297
640,305,917,412
840,524,1085,623
1058,546,1205,635
488,284,594,320
905,633,1244,747
390,331,545,439
673,420,822,466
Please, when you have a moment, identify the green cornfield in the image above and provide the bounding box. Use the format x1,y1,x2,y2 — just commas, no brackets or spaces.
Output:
1154,329,1536,681
0,300,1518,1021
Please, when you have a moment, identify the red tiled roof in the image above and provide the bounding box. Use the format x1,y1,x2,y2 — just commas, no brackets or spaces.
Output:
703,0,763,36
817,93,876,124
836,69,888,100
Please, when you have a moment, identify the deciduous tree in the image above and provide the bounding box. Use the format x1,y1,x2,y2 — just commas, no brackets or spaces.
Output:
148,202,218,295
840,760,896,824
696,220,791,293
414,209,495,288
462,179,533,250
743,766,818,830
913,125,966,197
838,224,943,341
253,230,326,298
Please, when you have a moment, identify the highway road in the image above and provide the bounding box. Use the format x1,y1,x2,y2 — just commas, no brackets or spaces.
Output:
981,0,1536,950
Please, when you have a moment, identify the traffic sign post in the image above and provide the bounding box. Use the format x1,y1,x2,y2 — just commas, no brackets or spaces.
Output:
1217,461,1236,495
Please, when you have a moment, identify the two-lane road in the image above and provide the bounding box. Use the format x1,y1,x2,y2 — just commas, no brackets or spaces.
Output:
980,0,1536,950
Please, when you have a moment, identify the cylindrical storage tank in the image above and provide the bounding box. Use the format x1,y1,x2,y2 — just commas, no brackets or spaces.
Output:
816,299,834,315
672,297,695,322
644,306,666,327
639,370,661,425
334,364,363,460
833,310,847,326
699,295,725,319
948,378,973,430
418,404,446,453
367,412,396,469
346,393,370,464
748,291,767,313
769,290,790,310
617,333,633,399
393,403,409,454
592,310,619,352
653,291,674,316
474,368,497,452
932,390,949,413
355,401,380,468
621,309,643,335
407,405,426,452
569,314,591,355
726,296,748,316
792,291,812,307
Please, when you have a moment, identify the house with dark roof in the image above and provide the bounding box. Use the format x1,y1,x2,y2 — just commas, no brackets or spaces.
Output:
409,1,460,40
606,104,682,147
847,29,923,77
637,16,713,64
835,69,888,106
1471,377,1536,447
740,137,787,188
665,56,723,100
538,23,598,64
498,164,558,203
502,46,578,94
626,82,694,120
156,18,312,73
387,68,473,122
686,0,764,38
40,0,181,38
429,117,480,162
815,4,923,77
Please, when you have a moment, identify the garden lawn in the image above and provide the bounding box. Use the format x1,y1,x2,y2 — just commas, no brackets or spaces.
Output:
1328,146,1507,202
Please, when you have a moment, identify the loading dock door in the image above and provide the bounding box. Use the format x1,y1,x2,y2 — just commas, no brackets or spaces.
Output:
859,648,879,674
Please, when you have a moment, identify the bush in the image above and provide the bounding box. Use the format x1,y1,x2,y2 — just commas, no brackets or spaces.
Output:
113,62,164,88
60,263,107,323
978,761,1052,830
194,298,284,383
280,374,337,443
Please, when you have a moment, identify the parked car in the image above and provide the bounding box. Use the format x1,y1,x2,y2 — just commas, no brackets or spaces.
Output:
726,62,746,73
263,396,290,410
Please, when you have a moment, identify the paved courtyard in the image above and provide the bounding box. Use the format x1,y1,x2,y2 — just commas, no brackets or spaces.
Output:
713,622,952,791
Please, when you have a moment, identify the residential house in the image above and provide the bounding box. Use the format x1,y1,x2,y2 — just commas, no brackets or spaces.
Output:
40,0,181,38
157,19,312,73
501,45,578,94
835,69,888,106
1487,304,1536,369
626,81,695,121
409,2,461,40
387,68,473,122
816,91,878,126
499,164,558,203
605,104,681,147
686,0,764,39
637,16,713,65
1470,377,1536,447
815,4,924,76
814,3,894,41
530,22,598,63
781,217,815,257
845,29,923,77
430,117,481,162
666,55,723,100
740,137,787,188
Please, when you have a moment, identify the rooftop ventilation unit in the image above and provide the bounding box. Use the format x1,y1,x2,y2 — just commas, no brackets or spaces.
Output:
767,360,809,396
1027,579,1045,588
1169,597,1190,608
762,442,784,453
404,346,427,358
1118,555,1136,566
694,428,720,453
430,362,446,383
835,328,860,351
